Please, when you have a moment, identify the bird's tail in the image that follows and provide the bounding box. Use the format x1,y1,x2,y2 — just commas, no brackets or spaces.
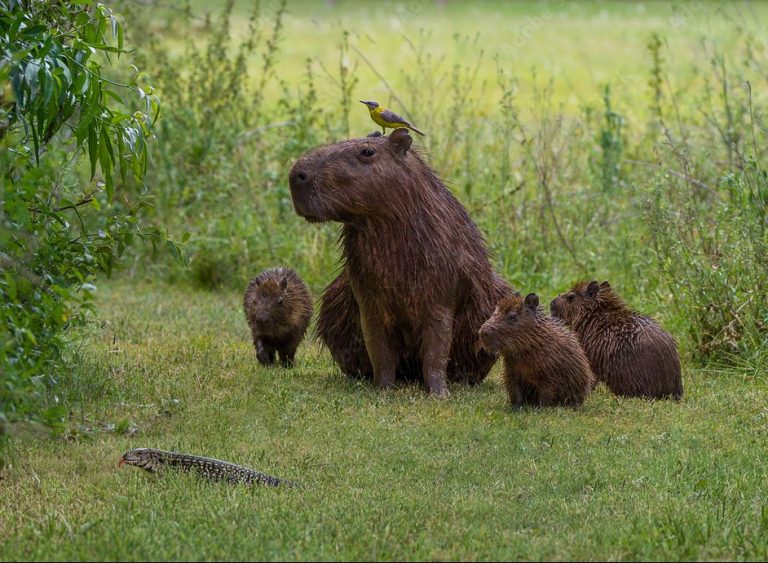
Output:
409,125,426,136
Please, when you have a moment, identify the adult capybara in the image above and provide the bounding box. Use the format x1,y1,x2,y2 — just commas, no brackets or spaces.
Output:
479,292,596,407
290,129,511,396
550,280,682,399
243,267,313,367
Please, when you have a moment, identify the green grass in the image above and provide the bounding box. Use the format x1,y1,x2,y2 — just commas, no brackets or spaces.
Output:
2,280,768,560
175,0,767,114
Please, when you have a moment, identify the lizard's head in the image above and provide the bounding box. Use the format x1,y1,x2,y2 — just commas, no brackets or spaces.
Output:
119,448,164,472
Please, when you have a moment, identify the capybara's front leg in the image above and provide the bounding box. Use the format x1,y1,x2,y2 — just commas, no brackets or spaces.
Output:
537,388,557,407
277,335,301,368
255,337,276,366
278,346,296,368
359,308,397,389
505,373,525,407
421,312,452,397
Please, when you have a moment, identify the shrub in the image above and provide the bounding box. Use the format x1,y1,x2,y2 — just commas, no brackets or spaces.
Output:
0,0,179,446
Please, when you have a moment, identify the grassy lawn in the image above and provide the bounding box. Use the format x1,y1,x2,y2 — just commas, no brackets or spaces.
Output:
2,279,767,560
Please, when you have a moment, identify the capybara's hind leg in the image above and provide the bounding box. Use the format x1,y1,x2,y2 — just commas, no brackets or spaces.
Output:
318,271,373,378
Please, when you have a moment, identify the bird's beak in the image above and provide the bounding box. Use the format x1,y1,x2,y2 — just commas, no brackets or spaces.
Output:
359,100,366,105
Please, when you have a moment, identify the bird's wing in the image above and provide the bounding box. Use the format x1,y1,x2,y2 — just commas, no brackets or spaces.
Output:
379,108,410,125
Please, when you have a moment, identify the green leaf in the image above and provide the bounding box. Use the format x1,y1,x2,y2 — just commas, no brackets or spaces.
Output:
103,88,125,105
117,22,124,53
88,123,98,179
99,124,114,198
24,61,40,96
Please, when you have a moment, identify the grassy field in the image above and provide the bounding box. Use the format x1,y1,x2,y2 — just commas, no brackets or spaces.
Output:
2,0,767,560
2,280,768,560
175,0,767,115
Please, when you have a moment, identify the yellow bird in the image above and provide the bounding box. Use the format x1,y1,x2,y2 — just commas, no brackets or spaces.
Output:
359,100,426,136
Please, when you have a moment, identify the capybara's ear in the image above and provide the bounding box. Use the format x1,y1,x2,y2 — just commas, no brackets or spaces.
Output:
366,131,383,138
587,280,600,298
279,276,288,291
600,280,611,289
388,128,412,156
524,293,539,310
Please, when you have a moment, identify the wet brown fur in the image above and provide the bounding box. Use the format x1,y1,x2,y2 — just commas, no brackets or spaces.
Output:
290,129,510,395
479,293,596,407
243,267,313,367
550,280,683,399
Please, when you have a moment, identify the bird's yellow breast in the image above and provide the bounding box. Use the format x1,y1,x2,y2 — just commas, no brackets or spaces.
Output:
369,107,403,127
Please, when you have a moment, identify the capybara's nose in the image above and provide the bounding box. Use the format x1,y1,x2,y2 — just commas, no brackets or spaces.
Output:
289,166,309,189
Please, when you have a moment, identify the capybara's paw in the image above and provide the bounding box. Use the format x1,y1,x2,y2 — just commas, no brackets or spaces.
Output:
374,379,397,391
429,386,451,398
256,350,274,366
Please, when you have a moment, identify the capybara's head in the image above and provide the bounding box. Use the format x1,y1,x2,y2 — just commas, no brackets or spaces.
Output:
550,280,614,326
289,129,414,223
478,292,540,354
248,275,291,327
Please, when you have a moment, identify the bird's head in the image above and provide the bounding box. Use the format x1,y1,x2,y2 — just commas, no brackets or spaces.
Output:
359,100,379,110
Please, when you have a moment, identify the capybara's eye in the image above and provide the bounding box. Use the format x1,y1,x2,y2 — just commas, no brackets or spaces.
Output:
507,312,518,321
567,294,575,302
361,148,375,157
277,297,284,305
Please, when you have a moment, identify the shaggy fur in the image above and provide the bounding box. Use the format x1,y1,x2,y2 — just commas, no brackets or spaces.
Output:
290,129,510,395
550,280,683,399
479,292,596,407
243,267,313,367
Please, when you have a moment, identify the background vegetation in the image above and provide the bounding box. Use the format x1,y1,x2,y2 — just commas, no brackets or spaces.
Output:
2,0,767,560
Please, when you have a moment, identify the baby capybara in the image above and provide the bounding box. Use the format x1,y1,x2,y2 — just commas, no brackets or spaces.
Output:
550,280,682,400
290,129,511,396
479,292,596,407
243,267,312,367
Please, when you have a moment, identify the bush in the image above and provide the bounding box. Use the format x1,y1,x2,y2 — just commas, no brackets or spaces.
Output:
0,0,178,445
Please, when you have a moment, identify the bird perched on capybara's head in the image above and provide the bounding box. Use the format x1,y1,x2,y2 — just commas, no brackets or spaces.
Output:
479,292,596,407
243,267,313,368
550,280,682,400
289,128,511,396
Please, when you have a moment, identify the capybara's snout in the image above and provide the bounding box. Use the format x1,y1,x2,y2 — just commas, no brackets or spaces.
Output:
288,161,310,191
476,322,495,354
289,158,321,221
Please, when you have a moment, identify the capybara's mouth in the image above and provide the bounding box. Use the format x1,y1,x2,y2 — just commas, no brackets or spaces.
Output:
299,213,323,223
476,335,498,355
290,198,324,223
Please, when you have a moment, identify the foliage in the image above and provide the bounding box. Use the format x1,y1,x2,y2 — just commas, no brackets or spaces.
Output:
125,0,339,289
645,80,768,363
0,0,173,438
